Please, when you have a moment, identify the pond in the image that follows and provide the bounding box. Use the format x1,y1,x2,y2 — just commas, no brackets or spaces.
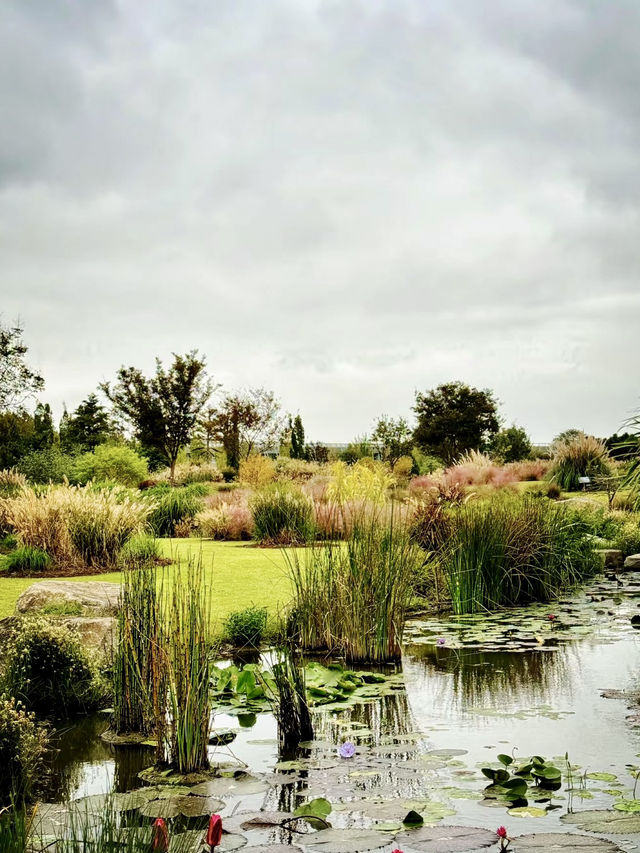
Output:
41,571,640,852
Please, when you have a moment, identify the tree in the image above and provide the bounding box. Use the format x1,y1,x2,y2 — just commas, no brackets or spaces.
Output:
0,321,45,412
0,411,35,469
33,402,55,450
413,381,500,465
208,389,283,471
371,415,413,468
60,393,113,452
489,424,531,463
290,415,306,460
101,351,214,481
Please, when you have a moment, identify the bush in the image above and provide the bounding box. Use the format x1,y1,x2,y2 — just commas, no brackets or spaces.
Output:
489,425,532,463
0,696,49,804
72,444,148,487
224,607,268,647
6,546,51,573
153,462,222,485
193,505,253,540
274,457,320,482
239,454,276,488
549,433,612,491
221,467,236,483
612,521,640,557
147,485,205,536
251,484,314,544
392,455,414,483
117,534,160,568
4,618,106,716
16,448,76,484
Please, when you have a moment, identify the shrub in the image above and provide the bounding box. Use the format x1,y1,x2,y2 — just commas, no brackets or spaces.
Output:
221,467,236,483
72,444,148,486
489,425,532,463
274,457,320,482
193,505,253,540
392,455,415,484
4,617,106,716
224,607,268,647
117,534,160,568
153,462,222,485
0,696,49,804
239,454,276,488
16,448,76,484
549,433,612,491
411,448,442,476
612,521,640,557
147,485,205,536
5,546,51,573
250,484,314,544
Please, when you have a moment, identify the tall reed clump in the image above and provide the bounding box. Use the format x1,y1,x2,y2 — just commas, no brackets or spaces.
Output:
112,565,160,737
437,495,599,614
250,484,314,544
269,644,313,754
147,485,205,536
549,433,612,491
284,504,422,662
162,560,213,774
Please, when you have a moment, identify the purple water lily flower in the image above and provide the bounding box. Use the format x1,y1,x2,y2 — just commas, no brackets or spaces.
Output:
436,637,446,647
339,741,356,759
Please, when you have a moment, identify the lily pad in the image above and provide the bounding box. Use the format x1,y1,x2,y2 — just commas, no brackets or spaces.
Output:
303,828,389,853
561,809,640,834
243,848,304,853
190,777,270,797
511,834,623,851
178,796,227,817
586,773,618,782
508,806,548,818
395,825,499,852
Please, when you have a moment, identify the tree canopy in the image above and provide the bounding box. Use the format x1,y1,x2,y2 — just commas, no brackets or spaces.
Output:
60,393,114,452
0,321,44,413
371,415,413,467
413,381,500,465
208,388,283,470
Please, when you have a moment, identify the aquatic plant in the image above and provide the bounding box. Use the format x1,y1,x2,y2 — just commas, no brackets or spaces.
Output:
223,606,268,647
285,504,421,661
269,644,314,753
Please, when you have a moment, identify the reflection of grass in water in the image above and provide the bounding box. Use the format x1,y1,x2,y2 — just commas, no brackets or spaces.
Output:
407,643,571,711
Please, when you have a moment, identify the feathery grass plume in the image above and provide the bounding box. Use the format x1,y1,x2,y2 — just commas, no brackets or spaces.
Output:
250,483,314,544
162,558,213,773
549,432,612,491
284,502,421,662
437,494,599,614
326,460,394,504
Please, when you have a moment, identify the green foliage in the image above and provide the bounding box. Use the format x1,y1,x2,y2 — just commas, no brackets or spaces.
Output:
0,321,44,413
3,617,106,716
549,432,612,491
250,484,314,544
371,415,413,466
73,443,149,486
612,520,640,557
117,533,160,568
0,696,49,804
620,411,640,508
224,606,268,647
16,447,76,484
290,414,306,460
0,412,35,469
411,447,442,475
339,434,373,464
413,381,500,465
435,495,599,614
32,403,55,451
147,485,205,536
481,752,563,806
59,393,113,452
5,546,51,573
207,389,283,471
489,424,532,463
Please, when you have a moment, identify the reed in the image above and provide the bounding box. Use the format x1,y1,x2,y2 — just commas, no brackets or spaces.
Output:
269,644,313,754
251,484,314,544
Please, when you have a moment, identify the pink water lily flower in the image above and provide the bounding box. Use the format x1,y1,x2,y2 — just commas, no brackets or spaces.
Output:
152,818,169,852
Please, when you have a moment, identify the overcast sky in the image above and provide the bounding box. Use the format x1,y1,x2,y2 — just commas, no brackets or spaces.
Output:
2,0,639,443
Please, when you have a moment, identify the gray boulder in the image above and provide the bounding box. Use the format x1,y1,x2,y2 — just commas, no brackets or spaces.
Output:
61,616,116,654
624,554,640,570
16,580,121,615
596,549,624,570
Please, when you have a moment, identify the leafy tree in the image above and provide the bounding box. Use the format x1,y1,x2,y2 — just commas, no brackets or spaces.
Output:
208,389,283,471
605,432,640,461
0,411,35,469
413,381,500,465
290,415,306,460
371,415,413,468
489,424,532,463
60,393,113,452
0,321,45,412
101,351,214,481
339,435,373,464
33,403,55,450
306,442,329,464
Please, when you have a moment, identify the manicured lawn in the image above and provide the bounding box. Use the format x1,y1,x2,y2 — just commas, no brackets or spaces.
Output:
0,540,295,630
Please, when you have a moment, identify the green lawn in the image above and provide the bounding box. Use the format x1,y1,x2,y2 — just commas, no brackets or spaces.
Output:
0,540,295,630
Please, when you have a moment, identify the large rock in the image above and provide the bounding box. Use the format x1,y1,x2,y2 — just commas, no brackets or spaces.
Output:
596,549,624,570
16,580,121,615
625,554,640,570
62,616,116,654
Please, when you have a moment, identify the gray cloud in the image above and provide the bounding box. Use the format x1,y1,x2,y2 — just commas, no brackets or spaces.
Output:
1,0,639,442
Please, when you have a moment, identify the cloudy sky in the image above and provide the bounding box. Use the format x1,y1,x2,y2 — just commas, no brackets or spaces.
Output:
2,0,639,443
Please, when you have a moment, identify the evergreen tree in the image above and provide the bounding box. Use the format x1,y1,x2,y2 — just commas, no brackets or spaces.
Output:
33,402,55,450
60,393,112,452
290,415,306,460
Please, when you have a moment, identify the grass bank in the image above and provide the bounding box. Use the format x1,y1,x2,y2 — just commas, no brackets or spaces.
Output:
0,540,294,629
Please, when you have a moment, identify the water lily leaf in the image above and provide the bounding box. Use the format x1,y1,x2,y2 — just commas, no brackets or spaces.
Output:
140,798,181,819
511,834,623,851
238,811,295,829
586,773,618,782
219,833,249,852
427,748,468,758
508,806,548,818
561,809,640,834
294,798,332,825
395,825,498,852
190,777,270,797
303,828,389,853
178,795,226,817
498,754,513,766
612,799,640,812
243,847,304,853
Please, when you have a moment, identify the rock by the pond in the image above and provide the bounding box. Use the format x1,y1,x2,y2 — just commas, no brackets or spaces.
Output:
62,616,115,652
596,550,624,570
16,580,121,615
624,554,640,570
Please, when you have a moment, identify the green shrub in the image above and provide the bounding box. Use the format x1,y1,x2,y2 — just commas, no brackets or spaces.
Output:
612,521,640,557
147,486,205,536
3,618,107,716
250,484,314,544
117,534,160,568
0,534,18,553
6,546,51,573
0,696,49,804
221,467,236,483
73,444,148,487
16,448,76,484
224,607,268,647
549,433,612,491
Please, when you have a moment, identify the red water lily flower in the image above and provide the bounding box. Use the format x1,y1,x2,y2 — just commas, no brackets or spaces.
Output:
152,818,169,852
206,814,223,850
547,614,556,621
496,826,508,838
